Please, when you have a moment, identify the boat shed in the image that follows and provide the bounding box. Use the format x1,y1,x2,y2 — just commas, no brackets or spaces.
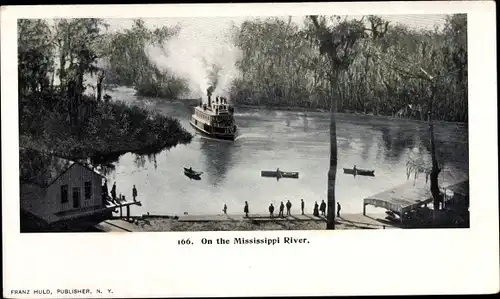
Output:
363,168,469,222
362,181,433,218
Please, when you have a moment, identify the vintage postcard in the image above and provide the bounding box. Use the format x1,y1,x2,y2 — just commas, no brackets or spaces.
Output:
2,2,498,297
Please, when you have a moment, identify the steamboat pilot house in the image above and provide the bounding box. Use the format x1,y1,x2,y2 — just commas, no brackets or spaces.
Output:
190,90,237,141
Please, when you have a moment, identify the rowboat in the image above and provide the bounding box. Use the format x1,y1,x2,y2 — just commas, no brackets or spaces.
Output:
343,167,375,176
261,170,299,179
184,167,203,178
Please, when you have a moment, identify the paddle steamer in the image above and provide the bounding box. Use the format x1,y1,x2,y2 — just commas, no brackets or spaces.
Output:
190,88,237,141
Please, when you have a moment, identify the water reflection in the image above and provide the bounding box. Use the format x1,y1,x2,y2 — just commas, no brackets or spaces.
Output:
134,155,146,169
377,125,419,162
132,154,159,169
198,137,236,186
303,114,309,132
360,134,374,162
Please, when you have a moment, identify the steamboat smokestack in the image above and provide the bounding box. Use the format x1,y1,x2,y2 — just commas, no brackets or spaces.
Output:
207,86,214,107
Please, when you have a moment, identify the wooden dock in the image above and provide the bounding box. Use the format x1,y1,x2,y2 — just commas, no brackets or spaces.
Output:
94,220,134,232
106,200,142,221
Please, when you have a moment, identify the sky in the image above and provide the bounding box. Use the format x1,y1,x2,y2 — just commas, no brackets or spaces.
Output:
104,14,449,33
102,14,452,98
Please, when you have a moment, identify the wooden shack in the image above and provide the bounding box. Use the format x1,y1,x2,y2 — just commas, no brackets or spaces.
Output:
20,149,113,232
362,167,469,224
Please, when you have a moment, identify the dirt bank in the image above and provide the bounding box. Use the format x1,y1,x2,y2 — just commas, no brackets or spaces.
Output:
103,213,395,232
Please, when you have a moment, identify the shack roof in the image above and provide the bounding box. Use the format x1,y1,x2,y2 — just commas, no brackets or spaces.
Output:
19,148,105,188
364,181,433,214
364,168,469,214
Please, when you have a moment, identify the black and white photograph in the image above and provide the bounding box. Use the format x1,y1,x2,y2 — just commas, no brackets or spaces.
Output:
17,12,470,232
2,2,498,298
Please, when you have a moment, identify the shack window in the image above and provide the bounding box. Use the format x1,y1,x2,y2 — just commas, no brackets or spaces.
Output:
84,181,92,200
61,185,68,203
73,187,80,208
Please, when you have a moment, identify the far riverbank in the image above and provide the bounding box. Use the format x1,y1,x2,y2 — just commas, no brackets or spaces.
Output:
232,104,469,125
110,86,468,124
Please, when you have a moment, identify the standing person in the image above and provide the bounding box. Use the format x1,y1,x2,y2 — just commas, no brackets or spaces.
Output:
286,200,292,216
269,203,275,218
313,201,319,217
279,201,285,218
244,201,249,217
132,185,138,202
223,204,227,214
337,202,342,217
320,200,326,216
301,199,305,215
102,180,109,205
111,182,117,204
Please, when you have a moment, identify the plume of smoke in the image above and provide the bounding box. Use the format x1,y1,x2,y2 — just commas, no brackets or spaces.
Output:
204,60,222,91
144,18,242,100
209,42,242,100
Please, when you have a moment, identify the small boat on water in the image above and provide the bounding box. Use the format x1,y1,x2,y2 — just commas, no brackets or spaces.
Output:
184,167,203,179
261,170,299,179
343,167,375,176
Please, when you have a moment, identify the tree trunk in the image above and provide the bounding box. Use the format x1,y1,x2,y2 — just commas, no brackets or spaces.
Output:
428,87,441,222
67,79,76,128
97,72,105,101
429,122,441,218
51,69,55,90
327,72,338,230
59,41,67,95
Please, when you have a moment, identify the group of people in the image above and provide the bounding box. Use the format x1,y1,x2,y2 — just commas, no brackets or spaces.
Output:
222,199,342,218
311,200,341,217
101,180,138,206
268,200,294,218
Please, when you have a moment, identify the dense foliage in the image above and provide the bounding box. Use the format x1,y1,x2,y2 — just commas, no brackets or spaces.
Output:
103,20,189,98
19,16,467,123
18,18,192,165
229,15,467,122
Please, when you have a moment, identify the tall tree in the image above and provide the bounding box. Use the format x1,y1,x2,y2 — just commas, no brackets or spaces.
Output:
18,19,54,96
307,16,368,229
388,15,467,222
53,18,108,129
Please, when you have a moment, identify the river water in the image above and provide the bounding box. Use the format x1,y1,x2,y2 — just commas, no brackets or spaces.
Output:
105,87,469,216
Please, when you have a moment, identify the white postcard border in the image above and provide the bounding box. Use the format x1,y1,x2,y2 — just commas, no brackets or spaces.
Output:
2,2,498,297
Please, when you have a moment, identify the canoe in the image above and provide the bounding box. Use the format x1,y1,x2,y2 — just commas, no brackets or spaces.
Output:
184,172,202,180
343,168,375,176
261,170,299,179
184,167,203,177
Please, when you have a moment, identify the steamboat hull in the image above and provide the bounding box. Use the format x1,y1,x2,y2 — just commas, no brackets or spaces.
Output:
190,120,237,141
